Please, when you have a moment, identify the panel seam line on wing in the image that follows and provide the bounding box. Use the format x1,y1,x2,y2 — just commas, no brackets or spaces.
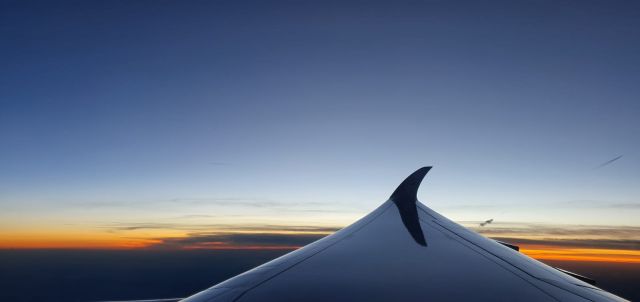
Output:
422,209,595,302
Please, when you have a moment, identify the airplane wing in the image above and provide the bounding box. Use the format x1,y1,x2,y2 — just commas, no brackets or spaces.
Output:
179,167,628,302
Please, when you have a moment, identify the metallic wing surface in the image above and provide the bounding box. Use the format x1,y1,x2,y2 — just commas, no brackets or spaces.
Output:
179,167,628,302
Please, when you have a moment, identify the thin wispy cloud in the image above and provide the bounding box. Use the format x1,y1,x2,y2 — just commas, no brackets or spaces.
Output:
547,200,640,211
172,214,217,219
102,222,341,249
103,222,341,233
469,223,640,249
71,197,285,209
147,232,328,250
608,203,640,209
489,237,640,250
451,222,640,262
470,223,640,236
71,197,344,213
102,219,640,256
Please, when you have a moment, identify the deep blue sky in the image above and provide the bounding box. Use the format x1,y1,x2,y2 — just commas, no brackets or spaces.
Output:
1,0,639,233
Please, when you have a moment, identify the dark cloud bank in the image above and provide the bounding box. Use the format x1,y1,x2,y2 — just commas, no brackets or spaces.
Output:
3,224,640,301
1,249,639,302
1,224,639,301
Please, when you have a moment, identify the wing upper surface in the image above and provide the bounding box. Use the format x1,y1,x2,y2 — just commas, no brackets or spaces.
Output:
180,167,628,302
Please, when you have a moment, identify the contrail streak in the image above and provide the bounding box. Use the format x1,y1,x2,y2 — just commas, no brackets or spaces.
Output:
594,155,623,169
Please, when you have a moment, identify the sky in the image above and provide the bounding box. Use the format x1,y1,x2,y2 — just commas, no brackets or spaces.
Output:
1,0,639,263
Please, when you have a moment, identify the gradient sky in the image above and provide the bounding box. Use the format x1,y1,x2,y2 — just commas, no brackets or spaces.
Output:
1,1,639,256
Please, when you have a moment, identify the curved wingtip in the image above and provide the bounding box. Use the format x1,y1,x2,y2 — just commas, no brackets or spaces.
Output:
390,166,432,246
390,166,432,203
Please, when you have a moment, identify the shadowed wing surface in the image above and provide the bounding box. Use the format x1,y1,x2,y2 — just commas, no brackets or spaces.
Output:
179,167,627,302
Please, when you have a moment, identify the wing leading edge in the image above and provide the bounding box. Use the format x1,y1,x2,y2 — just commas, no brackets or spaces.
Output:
180,167,628,302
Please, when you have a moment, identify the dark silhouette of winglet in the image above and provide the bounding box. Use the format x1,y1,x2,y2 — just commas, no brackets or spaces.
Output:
390,166,432,202
390,166,432,246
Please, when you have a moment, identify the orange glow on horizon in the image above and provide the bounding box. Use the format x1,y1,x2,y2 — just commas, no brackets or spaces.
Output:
2,229,638,264
0,230,320,250
2,237,639,264
0,235,160,250
520,245,640,263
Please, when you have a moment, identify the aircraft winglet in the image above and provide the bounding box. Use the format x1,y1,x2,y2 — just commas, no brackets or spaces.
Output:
390,166,432,203
389,166,431,246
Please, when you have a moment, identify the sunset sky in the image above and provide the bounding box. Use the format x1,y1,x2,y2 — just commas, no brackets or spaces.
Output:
1,0,639,267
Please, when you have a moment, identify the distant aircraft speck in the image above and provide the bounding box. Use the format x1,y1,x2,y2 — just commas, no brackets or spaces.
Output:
480,218,494,227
